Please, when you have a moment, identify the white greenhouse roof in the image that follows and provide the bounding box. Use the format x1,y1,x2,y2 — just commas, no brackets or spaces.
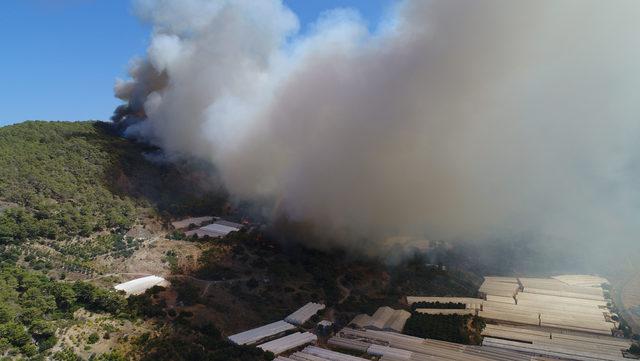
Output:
552,274,610,287
285,302,325,326
367,344,413,359
485,295,516,304
483,337,626,361
301,346,370,361
258,332,317,355
350,306,410,332
171,216,214,229
185,220,242,238
114,275,169,296
227,320,295,345
479,279,520,297
214,220,244,229
415,308,475,316
202,222,240,234
483,276,519,284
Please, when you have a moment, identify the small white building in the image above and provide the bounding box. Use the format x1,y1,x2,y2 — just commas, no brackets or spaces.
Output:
114,275,169,296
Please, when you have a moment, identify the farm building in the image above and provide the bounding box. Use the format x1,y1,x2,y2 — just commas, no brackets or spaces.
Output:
482,336,629,361
367,344,414,359
316,324,632,361
185,219,243,238
349,314,373,328
297,346,370,361
516,291,607,308
266,289,624,361
475,275,615,335
519,277,605,298
171,216,214,230
227,320,295,345
274,347,370,361
485,294,516,304
331,327,534,361
552,274,609,287
215,219,245,228
406,274,618,358
408,293,613,334
316,320,334,336
231,274,619,360
257,332,317,355
482,276,519,284
285,302,325,326
327,334,371,352
349,306,411,332
114,275,169,296
478,278,520,298
482,324,631,360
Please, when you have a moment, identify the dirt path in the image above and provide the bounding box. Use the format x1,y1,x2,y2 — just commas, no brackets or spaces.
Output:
336,274,351,304
89,272,153,280
201,282,213,297
170,274,252,298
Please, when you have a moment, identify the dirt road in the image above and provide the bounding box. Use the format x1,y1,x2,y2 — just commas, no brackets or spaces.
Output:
336,274,351,304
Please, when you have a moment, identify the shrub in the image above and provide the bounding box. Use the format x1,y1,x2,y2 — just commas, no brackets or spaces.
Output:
87,332,99,344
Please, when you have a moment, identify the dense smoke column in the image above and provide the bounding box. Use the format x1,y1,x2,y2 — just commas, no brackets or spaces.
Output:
113,0,640,259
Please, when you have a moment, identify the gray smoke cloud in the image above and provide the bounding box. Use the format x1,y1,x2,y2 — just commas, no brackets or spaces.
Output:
115,0,640,260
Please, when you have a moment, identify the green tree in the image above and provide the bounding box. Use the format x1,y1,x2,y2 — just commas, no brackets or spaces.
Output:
0,304,15,323
50,282,77,310
53,348,82,361
20,342,38,357
87,332,99,344
0,322,31,347
29,320,56,339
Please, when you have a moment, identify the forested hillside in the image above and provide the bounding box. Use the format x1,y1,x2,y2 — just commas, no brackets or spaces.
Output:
0,121,227,243
0,121,265,360
0,121,480,360
0,259,128,358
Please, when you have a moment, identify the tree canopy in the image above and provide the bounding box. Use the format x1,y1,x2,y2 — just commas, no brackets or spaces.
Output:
0,121,227,244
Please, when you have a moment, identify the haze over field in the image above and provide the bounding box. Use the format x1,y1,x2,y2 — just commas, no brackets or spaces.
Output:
114,0,640,258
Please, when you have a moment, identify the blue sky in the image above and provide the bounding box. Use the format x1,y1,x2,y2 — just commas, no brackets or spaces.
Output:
0,0,390,126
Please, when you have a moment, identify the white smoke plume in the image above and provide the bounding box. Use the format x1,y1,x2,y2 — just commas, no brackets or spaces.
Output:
115,0,640,259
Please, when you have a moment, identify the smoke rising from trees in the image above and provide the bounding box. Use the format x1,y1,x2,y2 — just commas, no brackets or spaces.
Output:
114,0,640,258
